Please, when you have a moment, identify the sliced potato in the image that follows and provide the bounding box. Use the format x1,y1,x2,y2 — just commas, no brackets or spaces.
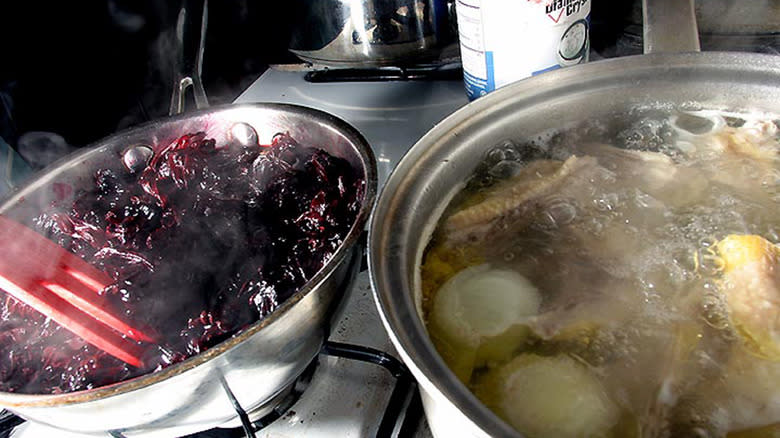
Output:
474,354,620,438
429,264,541,381
420,239,484,316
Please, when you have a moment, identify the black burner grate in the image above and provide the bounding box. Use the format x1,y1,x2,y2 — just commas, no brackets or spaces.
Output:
0,410,25,438
304,64,462,83
319,341,422,438
191,340,422,438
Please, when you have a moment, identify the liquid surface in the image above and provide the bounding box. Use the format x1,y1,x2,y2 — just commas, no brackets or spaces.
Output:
0,132,365,394
421,111,780,437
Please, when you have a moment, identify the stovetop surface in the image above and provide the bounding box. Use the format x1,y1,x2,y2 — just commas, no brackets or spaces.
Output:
235,68,469,189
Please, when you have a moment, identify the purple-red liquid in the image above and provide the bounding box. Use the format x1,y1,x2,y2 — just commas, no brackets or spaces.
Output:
0,132,364,394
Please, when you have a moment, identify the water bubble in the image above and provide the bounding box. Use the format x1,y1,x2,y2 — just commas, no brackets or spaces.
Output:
539,199,577,229
767,227,780,243
698,236,718,249
697,251,724,277
122,145,154,173
594,193,619,212
701,279,718,292
763,171,780,189
761,169,780,191
672,113,716,136
591,167,617,185
229,122,259,147
488,160,523,179
700,291,730,331
585,217,605,235
724,116,746,128
632,189,656,209
486,140,521,161
618,117,676,152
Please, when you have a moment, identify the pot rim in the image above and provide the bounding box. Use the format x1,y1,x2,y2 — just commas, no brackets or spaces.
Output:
0,102,378,407
369,51,780,438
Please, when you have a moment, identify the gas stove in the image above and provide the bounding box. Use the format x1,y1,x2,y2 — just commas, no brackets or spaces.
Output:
2,0,778,434
6,20,779,433
7,68,468,438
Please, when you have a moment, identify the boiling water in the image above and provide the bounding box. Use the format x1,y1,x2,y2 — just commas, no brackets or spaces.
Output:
421,110,780,437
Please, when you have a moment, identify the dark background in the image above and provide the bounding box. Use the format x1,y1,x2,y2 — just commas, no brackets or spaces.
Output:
0,0,629,159
0,0,298,163
0,0,776,169
0,0,643,157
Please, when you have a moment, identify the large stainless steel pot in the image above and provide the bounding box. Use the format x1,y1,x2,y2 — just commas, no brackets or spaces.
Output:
0,103,376,437
288,0,457,67
369,1,780,437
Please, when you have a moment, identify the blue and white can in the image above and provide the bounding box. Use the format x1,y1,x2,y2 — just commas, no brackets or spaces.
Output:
456,0,591,100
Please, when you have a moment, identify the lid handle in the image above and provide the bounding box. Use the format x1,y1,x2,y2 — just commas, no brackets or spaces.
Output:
642,0,701,54
169,0,210,116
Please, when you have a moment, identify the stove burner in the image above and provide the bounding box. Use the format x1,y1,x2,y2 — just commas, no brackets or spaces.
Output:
177,357,318,438
0,410,24,438
210,341,422,438
304,64,462,83
320,341,422,438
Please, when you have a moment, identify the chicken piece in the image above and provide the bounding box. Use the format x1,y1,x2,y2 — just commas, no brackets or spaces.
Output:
720,119,779,162
676,117,778,161
442,156,600,246
715,234,780,361
572,142,709,208
722,352,780,433
728,422,780,438
667,234,780,436
698,120,780,205
669,348,780,435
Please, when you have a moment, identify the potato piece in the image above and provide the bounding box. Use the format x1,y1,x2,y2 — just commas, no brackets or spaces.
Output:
429,265,541,381
428,326,478,383
474,354,620,438
420,239,484,316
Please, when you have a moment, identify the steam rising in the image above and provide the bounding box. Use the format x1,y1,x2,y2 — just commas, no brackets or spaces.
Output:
0,129,364,394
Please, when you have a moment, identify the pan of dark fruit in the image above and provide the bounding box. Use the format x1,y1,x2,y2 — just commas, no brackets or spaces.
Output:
0,1,376,436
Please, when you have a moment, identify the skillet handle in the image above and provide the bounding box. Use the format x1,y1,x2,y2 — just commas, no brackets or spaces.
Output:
642,0,701,54
169,0,210,116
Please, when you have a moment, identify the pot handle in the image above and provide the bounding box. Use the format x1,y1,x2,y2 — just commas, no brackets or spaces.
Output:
169,0,210,116
642,0,701,54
